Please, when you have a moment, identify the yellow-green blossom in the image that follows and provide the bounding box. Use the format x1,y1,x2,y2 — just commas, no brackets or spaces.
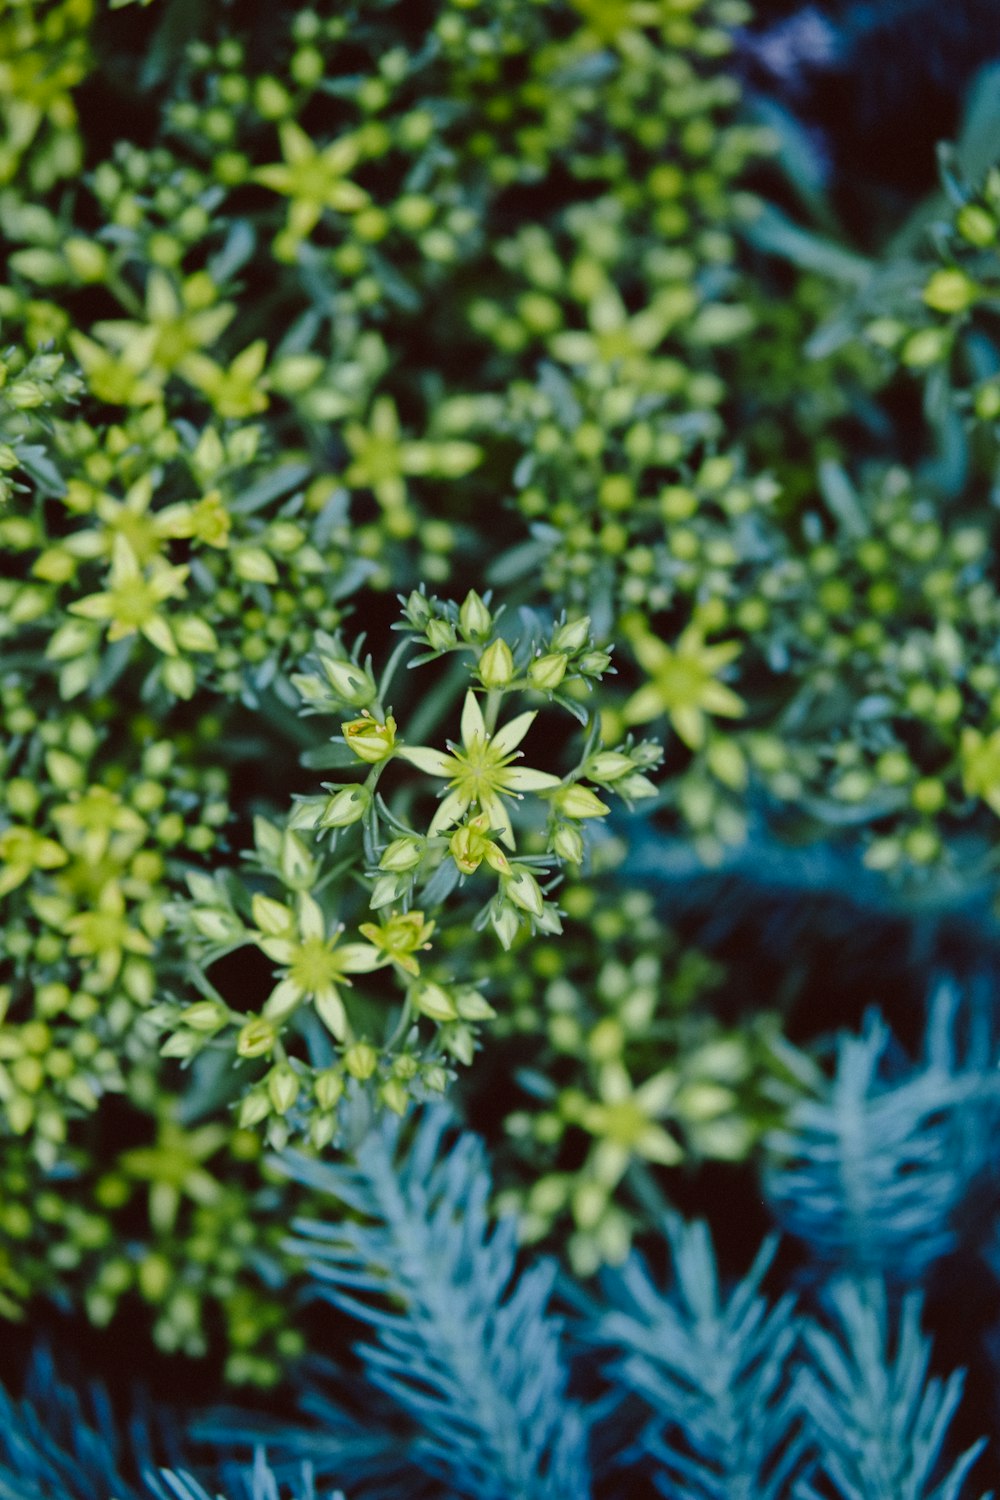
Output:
68,535,189,655
622,625,745,749
251,890,386,1040
397,690,561,846
575,1060,682,1186
357,909,435,976
0,825,68,898
253,120,369,239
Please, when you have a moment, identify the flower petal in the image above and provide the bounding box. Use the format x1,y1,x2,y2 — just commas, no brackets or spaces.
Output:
297,891,325,940
428,786,473,837
396,745,455,776
481,789,514,848
314,986,348,1040
621,683,666,726
460,690,486,748
263,976,304,1018
336,942,387,974
503,767,562,792
491,709,537,756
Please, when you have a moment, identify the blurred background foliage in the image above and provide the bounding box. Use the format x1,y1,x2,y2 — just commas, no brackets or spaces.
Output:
4,0,1000,1493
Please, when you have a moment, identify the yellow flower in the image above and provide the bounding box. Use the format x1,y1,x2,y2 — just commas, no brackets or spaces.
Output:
396,690,561,847
576,1061,683,1187
251,891,386,1041
358,909,435,976
68,535,189,655
254,120,369,240
622,625,745,749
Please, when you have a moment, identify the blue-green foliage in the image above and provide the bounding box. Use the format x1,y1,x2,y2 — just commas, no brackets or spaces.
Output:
151,1453,344,1500
765,983,1000,1280
794,1279,990,1500
0,1095,991,1500
277,1106,591,1500
583,1217,802,1499
0,1346,145,1500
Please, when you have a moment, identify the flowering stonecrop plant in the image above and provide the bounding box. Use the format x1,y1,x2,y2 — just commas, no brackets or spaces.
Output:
158,594,662,1148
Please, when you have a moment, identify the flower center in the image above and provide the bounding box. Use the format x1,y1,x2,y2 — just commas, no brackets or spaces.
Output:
290,937,342,992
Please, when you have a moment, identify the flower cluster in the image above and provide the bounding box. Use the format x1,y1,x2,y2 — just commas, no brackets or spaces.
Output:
160,598,660,1147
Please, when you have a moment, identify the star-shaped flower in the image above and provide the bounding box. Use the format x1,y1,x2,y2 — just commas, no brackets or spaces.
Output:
622,625,745,750
396,690,561,847
253,121,369,240
251,890,386,1041
68,535,189,655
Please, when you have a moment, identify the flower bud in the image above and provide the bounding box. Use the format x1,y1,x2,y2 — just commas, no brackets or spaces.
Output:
343,711,397,763
455,989,497,1021
411,980,458,1021
578,650,612,676
370,872,406,908
236,1017,278,1058
344,1041,378,1080
379,835,424,872
190,907,244,942
314,1068,345,1111
552,615,591,653
252,894,294,936
320,654,377,707
178,1000,229,1033
442,1023,475,1066
425,618,457,651
423,1064,449,1092
280,829,318,887
267,1063,300,1115
319,783,372,828
310,1112,337,1149
553,784,610,819
585,751,634,782
503,866,545,918
458,589,492,642
553,823,584,864
528,652,568,691
380,1077,409,1115
477,638,515,689
238,1090,271,1128
491,903,520,951
615,772,658,800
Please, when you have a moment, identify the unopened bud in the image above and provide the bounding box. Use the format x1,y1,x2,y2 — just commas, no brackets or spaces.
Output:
319,783,372,828
553,823,584,864
528,652,568,691
425,618,457,651
380,1077,409,1115
236,1017,278,1058
267,1063,300,1115
503,866,545,918
491,903,520,950
344,1041,378,1080
458,589,492,642
578,650,612,676
379,835,423,872
343,711,396,764
554,784,610,819
238,1090,271,1128
585,751,634,782
477,638,515,689
412,980,458,1021
552,616,591,653
178,1000,229,1033
314,1068,345,1111
320,654,377,707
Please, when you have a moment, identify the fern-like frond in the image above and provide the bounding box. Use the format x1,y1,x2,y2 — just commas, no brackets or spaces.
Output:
764,985,999,1280
0,1346,147,1500
793,1277,990,1500
584,1214,802,1500
278,1105,590,1500
150,1451,344,1500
